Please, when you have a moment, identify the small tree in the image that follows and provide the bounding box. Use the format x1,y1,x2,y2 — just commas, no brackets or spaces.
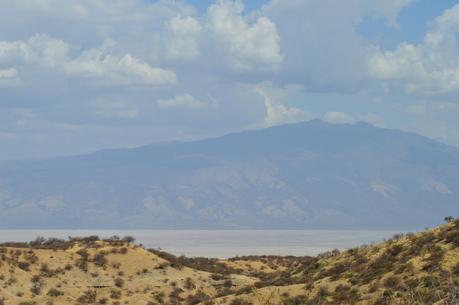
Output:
445,216,455,223
122,236,135,244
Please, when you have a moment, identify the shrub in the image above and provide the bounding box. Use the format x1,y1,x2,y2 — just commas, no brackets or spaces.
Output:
452,263,459,276
383,275,400,288
223,279,233,288
184,277,196,290
77,290,97,304
76,249,89,259
30,275,42,295
169,287,184,302
40,263,56,277
47,288,64,297
18,261,30,271
76,259,88,272
93,253,108,267
64,263,73,271
387,244,404,256
98,298,108,304
114,277,124,288
110,289,122,299
185,290,211,305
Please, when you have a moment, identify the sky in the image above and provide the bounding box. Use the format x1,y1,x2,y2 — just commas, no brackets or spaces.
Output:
1,0,459,160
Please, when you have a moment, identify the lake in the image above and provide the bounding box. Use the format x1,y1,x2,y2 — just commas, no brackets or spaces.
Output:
0,230,402,258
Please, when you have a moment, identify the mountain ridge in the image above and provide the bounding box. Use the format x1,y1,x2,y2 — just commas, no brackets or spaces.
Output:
0,120,458,229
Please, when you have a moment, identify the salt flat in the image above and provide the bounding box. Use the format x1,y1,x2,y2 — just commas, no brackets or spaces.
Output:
0,229,401,258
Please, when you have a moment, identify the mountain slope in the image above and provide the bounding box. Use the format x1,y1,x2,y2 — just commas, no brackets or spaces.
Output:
0,120,458,229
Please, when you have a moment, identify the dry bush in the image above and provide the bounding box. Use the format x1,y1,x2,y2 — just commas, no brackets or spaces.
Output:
383,275,400,288
92,253,108,267
114,277,124,288
77,290,97,304
47,288,64,297
185,290,211,305
110,289,122,299
17,261,30,271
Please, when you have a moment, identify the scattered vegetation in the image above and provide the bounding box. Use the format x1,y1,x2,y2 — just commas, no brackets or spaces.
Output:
0,219,458,304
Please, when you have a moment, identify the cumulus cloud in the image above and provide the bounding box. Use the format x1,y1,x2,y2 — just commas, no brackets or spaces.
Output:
2,0,459,159
0,68,19,86
158,94,207,109
261,0,413,93
369,4,459,96
166,15,202,60
0,35,176,86
66,46,176,86
263,100,311,126
256,83,312,126
206,0,283,71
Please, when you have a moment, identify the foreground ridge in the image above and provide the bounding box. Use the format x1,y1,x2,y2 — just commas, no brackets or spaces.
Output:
0,220,458,305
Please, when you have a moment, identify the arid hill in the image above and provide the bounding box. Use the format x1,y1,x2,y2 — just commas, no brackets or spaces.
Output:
1,220,459,305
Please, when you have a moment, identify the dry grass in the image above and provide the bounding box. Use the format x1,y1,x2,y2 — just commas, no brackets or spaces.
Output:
0,220,458,305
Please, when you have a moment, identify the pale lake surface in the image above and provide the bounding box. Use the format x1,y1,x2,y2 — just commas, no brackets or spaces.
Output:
0,230,403,258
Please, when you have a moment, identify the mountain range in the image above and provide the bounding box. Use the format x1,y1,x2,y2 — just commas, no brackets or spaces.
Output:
0,119,458,229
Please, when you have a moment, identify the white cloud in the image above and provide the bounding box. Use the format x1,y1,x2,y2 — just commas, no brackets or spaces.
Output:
323,112,355,124
0,68,18,79
66,47,176,86
369,4,459,96
166,15,202,60
206,0,283,71
256,83,311,126
264,100,311,127
0,35,176,86
2,0,459,158
261,0,413,93
0,67,20,86
157,94,207,109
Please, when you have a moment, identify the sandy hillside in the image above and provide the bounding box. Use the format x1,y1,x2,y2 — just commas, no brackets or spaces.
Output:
0,220,458,305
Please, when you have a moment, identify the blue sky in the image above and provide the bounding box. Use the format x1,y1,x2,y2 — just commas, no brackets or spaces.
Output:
358,0,459,48
1,0,459,160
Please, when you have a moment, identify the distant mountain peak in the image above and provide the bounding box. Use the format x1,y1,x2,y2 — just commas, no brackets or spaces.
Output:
0,122,458,229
